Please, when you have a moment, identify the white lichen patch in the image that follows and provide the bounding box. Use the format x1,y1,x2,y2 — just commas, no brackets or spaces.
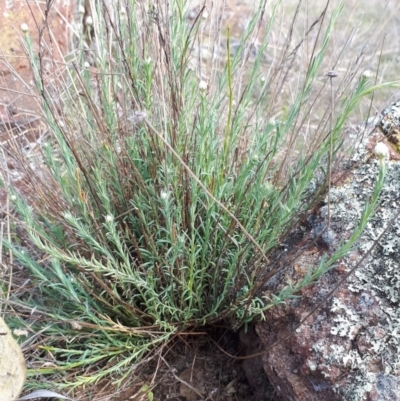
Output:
330,298,362,340
326,343,346,365
342,350,363,369
308,360,318,371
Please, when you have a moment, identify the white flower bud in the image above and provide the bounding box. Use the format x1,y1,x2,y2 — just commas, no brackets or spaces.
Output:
362,70,372,79
199,80,208,91
374,142,389,160
78,5,85,14
21,23,29,33
64,212,72,219
85,16,93,26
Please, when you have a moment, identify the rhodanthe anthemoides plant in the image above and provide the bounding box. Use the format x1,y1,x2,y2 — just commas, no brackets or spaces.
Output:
1,0,396,394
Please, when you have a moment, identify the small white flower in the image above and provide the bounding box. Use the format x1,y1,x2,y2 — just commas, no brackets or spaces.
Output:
260,76,266,83
21,23,29,33
64,212,72,219
362,70,372,79
160,191,168,200
83,61,90,68
85,16,93,26
199,80,208,91
10,195,17,201
105,214,114,222
374,142,389,160
78,5,85,14
146,57,152,64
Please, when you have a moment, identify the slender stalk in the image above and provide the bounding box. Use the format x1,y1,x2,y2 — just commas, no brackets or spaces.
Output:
325,69,338,225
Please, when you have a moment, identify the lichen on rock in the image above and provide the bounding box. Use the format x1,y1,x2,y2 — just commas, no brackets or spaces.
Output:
256,123,400,401
377,100,400,153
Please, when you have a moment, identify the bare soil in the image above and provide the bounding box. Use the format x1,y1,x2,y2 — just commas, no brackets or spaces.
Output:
70,326,277,401
142,327,276,401
0,0,72,209
0,0,72,109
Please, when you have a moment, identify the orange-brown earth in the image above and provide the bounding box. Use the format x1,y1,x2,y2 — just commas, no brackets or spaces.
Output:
0,0,72,209
0,0,72,108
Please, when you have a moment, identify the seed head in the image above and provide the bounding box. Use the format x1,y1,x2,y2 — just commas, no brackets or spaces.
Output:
325,70,338,78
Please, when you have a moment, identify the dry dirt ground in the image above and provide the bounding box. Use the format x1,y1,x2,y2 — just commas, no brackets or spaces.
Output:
0,0,72,208
0,0,71,108
111,327,276,401
1,1,400,401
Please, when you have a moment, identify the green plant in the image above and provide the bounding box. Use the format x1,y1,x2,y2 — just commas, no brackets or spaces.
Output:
1,0,396,395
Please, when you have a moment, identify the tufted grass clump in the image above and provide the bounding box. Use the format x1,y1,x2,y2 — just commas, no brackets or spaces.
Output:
1,0,394,395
